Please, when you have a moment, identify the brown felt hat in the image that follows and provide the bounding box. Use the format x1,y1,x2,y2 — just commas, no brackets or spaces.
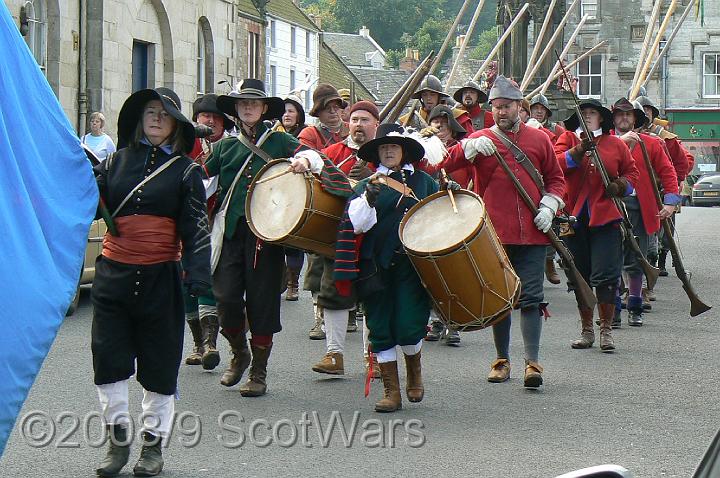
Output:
309,84,348,117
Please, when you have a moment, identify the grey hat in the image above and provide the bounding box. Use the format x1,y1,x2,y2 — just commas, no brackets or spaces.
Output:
488,76,524,101
635,96,659,120
428,105,466,137
411,75,449,100
529,94,552,118
452,80,488,104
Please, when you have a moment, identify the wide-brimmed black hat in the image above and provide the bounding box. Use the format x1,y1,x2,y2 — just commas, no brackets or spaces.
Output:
563,98,613,133
217,79,285,121
117,87,195,153
612,97,647,130
357,124,425,165
193,93,235,131
428,105,466,137
452,80,488,105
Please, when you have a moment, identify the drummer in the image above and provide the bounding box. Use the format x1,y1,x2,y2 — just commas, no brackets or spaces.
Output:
204,79,350,398
442,76,566,388
333,123,455,413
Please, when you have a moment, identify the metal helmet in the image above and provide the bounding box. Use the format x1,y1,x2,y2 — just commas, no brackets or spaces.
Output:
626,85,647,98
529,94,552,118
452,80,488,104
411,75,449,100
635,96,659,120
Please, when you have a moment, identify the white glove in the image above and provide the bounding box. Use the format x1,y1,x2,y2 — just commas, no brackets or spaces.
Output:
533,195,564,233
461,136,496,161
526,118,543,129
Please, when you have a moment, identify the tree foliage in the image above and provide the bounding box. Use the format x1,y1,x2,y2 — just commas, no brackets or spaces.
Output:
469,27,499,61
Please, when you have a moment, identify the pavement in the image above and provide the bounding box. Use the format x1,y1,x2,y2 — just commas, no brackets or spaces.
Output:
1,206,718,478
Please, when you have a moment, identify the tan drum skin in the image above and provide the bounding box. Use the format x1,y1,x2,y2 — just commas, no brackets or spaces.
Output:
245,159,346,258
399,190,521,331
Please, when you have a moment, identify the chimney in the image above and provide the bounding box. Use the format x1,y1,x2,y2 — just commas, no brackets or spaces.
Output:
359,26,370,38
400,48,420,72
456,34,465,48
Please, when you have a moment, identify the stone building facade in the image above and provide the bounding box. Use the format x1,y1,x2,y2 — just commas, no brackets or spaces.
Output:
6,0,265,138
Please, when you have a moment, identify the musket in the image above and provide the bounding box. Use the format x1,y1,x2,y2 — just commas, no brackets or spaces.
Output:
384,51,436,125
491,150,597,310
555,51,661,290
378,53,430,122
636,138,711,317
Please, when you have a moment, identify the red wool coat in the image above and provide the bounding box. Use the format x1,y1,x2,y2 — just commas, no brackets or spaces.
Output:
297,123,349,151
623,133,679,234
322,141,376,175
554,131,639,227
417,138,476,189
663,137,690,181
443,123,566,245
540,123,566,145
466,105,495,130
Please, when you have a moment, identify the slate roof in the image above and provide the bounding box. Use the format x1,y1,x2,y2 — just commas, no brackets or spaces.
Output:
323,32,385,68
319,41,376,102
442,49,483,92
266,0,319,31
237,0,262,20
349,68,411,105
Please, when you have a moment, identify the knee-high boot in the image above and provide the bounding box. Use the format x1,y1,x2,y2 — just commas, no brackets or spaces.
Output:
239,344,273,397
219,329,251,387
598,303,616,352
375,361,402,412
571,307,595,349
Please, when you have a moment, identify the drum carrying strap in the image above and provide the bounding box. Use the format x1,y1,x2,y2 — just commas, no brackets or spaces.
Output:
490,125,546,196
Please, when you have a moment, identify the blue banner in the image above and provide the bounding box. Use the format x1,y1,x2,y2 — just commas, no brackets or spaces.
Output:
0,3,98,456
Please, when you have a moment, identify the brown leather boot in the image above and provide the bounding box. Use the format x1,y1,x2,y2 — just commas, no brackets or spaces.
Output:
200,314,220,370
184,319,204,365
524,360,544,388
285,267,300,301
239,344,273,397
545,257,561,284
404,352,424,402
571,307,595,349
487,358,511,383
220,330,251,387
598,303,616,352
312,352,344,375
375,361,402,412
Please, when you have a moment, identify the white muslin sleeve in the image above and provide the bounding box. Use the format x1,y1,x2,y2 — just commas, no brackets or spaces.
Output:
348,194,377,234
293,149,324,173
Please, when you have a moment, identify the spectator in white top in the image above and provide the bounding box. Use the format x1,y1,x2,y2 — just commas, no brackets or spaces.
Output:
81,112,116,161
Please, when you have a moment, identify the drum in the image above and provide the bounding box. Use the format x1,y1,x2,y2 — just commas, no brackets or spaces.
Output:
399,190,520,331
246,159,346,258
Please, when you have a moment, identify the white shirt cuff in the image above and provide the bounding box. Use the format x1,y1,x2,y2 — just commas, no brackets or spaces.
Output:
348,194,377,234
294,149,324,174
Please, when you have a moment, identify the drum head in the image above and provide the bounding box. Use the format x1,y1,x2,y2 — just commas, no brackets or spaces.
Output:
247,161,308,241
401,191,485,254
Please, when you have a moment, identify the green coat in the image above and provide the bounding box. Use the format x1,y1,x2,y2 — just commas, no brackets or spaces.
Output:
204,123,299,239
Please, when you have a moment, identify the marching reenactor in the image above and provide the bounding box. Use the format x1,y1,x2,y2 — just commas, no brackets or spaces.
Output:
554,99,639,352
298,83,351,340
205,79,347,398
530,94,566,144
453,80,495,130
442,76,566,387
611,98,680,325
399,75,473,133
182,94,234,371
92,87,211,476
334,123,443,412
312,100,381,378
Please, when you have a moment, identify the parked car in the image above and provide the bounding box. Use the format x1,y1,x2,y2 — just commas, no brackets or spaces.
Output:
66,145,104,316
691,173,720,207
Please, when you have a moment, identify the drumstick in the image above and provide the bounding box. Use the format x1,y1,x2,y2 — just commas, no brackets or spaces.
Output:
441,169,458,214
254,166,293,185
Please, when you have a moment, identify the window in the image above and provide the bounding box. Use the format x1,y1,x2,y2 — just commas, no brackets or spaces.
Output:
703,53,720,98
580,0,598,20
631,25,646,42
132,40,150,92
270,20,276,49
291,27,297,55
577,54,603,98
269,65,277,96
290,69,296,93
197,24,206,95
306,31,312,60
23,0,47,71
248,31,260,78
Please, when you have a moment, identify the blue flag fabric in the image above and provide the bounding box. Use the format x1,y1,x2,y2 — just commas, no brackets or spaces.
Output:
0,3,98,456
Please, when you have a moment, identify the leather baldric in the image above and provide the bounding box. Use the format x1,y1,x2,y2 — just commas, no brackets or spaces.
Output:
490,125,546,195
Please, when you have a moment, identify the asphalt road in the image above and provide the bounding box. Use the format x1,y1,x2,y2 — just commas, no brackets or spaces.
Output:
2,206,719,478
